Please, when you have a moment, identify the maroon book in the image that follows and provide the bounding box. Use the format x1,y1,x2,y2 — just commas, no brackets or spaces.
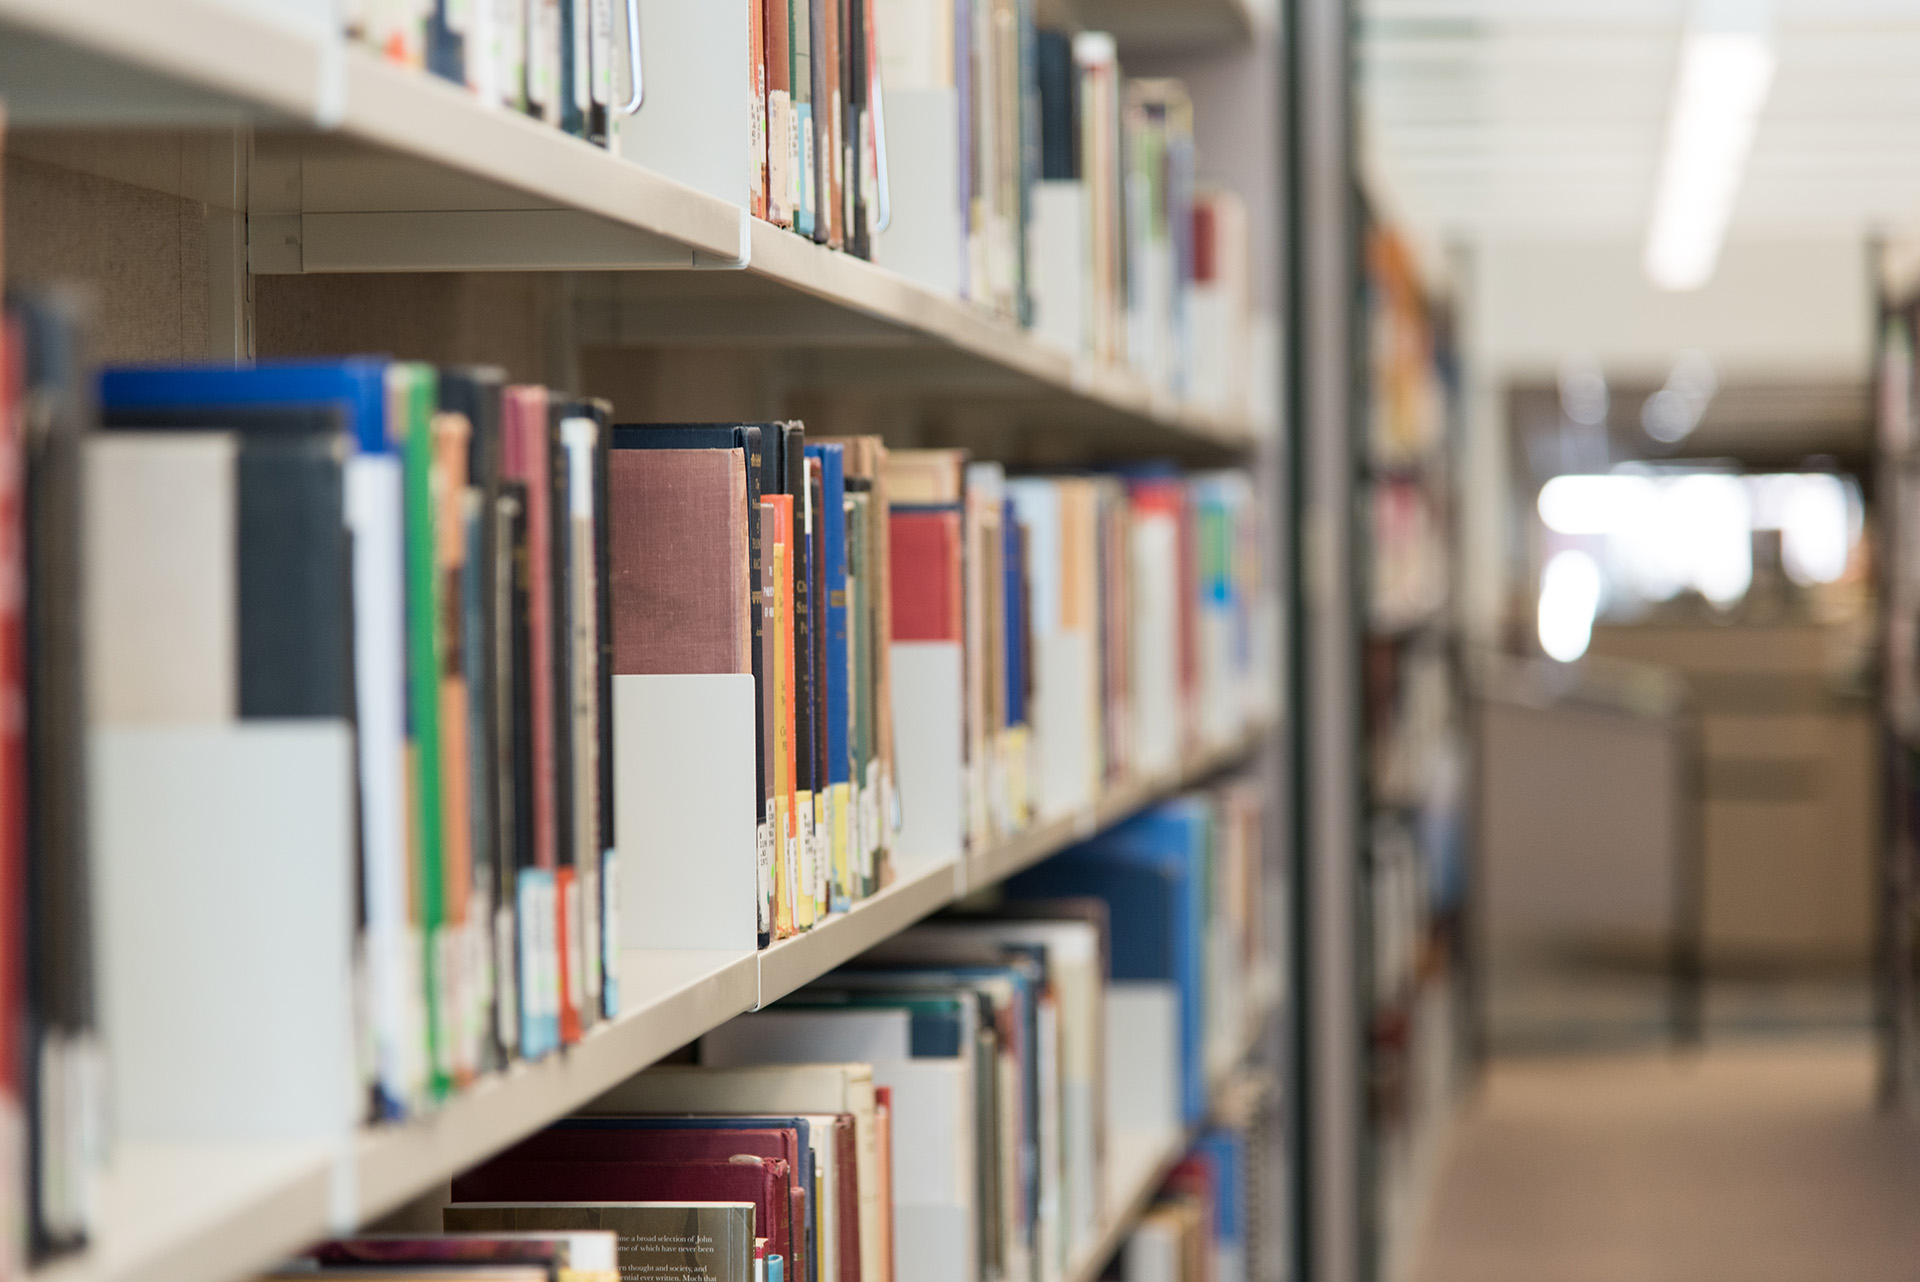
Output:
888,509,962,642
452,1156,793,1277
822,1114,861,1282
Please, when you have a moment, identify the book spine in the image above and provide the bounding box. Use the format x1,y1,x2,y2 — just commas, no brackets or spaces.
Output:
792,0,814,239
789,453,816,931
490,484,525,1062
767,0,793,228
429,410,477,1087
394,365,451,1102
807,457,829,917
750,0,769,222
591,408,616,1017
547,413,582,1047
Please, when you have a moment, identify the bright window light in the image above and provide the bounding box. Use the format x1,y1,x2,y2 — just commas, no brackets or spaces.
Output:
1538,474,1652,535
1539,550,1604,663
1778,474,1851,585
1643,17,1775,291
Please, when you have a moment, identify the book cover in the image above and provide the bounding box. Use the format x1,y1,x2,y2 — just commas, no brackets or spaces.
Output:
889,508,963,643
452,1160,792,1281
308,1232,619,1282
444,1204,753,1282
611,424,767,948
97,358,412,1115
606,447,751,676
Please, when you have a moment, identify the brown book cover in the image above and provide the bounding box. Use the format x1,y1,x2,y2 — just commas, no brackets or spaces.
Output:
608,448,751,676
503,387,558,874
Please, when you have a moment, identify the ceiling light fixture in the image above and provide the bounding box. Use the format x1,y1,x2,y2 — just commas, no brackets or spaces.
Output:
1643,1,1775,291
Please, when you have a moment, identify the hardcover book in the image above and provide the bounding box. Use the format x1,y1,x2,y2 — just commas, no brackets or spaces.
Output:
444,1204,755,1282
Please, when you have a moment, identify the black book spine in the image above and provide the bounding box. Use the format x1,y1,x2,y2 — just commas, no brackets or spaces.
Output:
16,292,92,1262
846,0,869,259
1037,30,1077,181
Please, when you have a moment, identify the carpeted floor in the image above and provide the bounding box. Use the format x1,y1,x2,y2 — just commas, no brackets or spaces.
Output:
1412,1039,1920,1282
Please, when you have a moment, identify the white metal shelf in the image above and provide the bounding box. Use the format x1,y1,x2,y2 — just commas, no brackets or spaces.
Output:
24,726,1270,1282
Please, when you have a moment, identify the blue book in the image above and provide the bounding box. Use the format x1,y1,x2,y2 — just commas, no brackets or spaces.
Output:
1003,499,1027,730
1197,1127,1246,1259
805,445,852,911
1006,799,1211,1123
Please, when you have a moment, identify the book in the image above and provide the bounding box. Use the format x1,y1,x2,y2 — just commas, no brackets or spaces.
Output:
443,1204,753,1282
306,1232,621,1282
502,385,563,1061
453,1160,795,1282
98,358,413,1116
606,446,751,676
581,1060,884,1282
13,295,94,1262
612,424,768,945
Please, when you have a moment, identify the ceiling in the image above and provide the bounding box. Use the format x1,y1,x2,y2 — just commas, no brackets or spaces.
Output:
1359,0,1920,248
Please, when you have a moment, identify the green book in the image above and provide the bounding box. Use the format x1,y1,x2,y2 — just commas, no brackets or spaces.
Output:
394,362,451,1100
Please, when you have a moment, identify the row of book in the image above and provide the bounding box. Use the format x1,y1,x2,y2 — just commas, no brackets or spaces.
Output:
257,1126,1264,1282
345,1,1261,419
351,0,634,145
880,450,1273,861
1035,40,1253,413
261,775,1273,1282
0,338,1271,1272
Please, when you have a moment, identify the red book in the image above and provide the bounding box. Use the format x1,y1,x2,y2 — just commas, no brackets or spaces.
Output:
888,509,962,643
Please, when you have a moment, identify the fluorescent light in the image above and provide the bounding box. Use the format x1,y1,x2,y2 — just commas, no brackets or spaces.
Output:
1644,21,1775,291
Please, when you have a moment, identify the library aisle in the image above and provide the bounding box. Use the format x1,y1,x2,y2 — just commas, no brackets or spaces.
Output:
1412,1041,1920,1282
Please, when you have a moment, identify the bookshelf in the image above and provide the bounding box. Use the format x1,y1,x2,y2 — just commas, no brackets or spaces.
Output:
25,729,1271,1282
3,1,1289,1280
0,3,1263,447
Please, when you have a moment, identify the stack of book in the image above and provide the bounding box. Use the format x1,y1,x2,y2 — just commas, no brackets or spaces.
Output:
446,773,1273,1282
1108,1129,1252,1282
